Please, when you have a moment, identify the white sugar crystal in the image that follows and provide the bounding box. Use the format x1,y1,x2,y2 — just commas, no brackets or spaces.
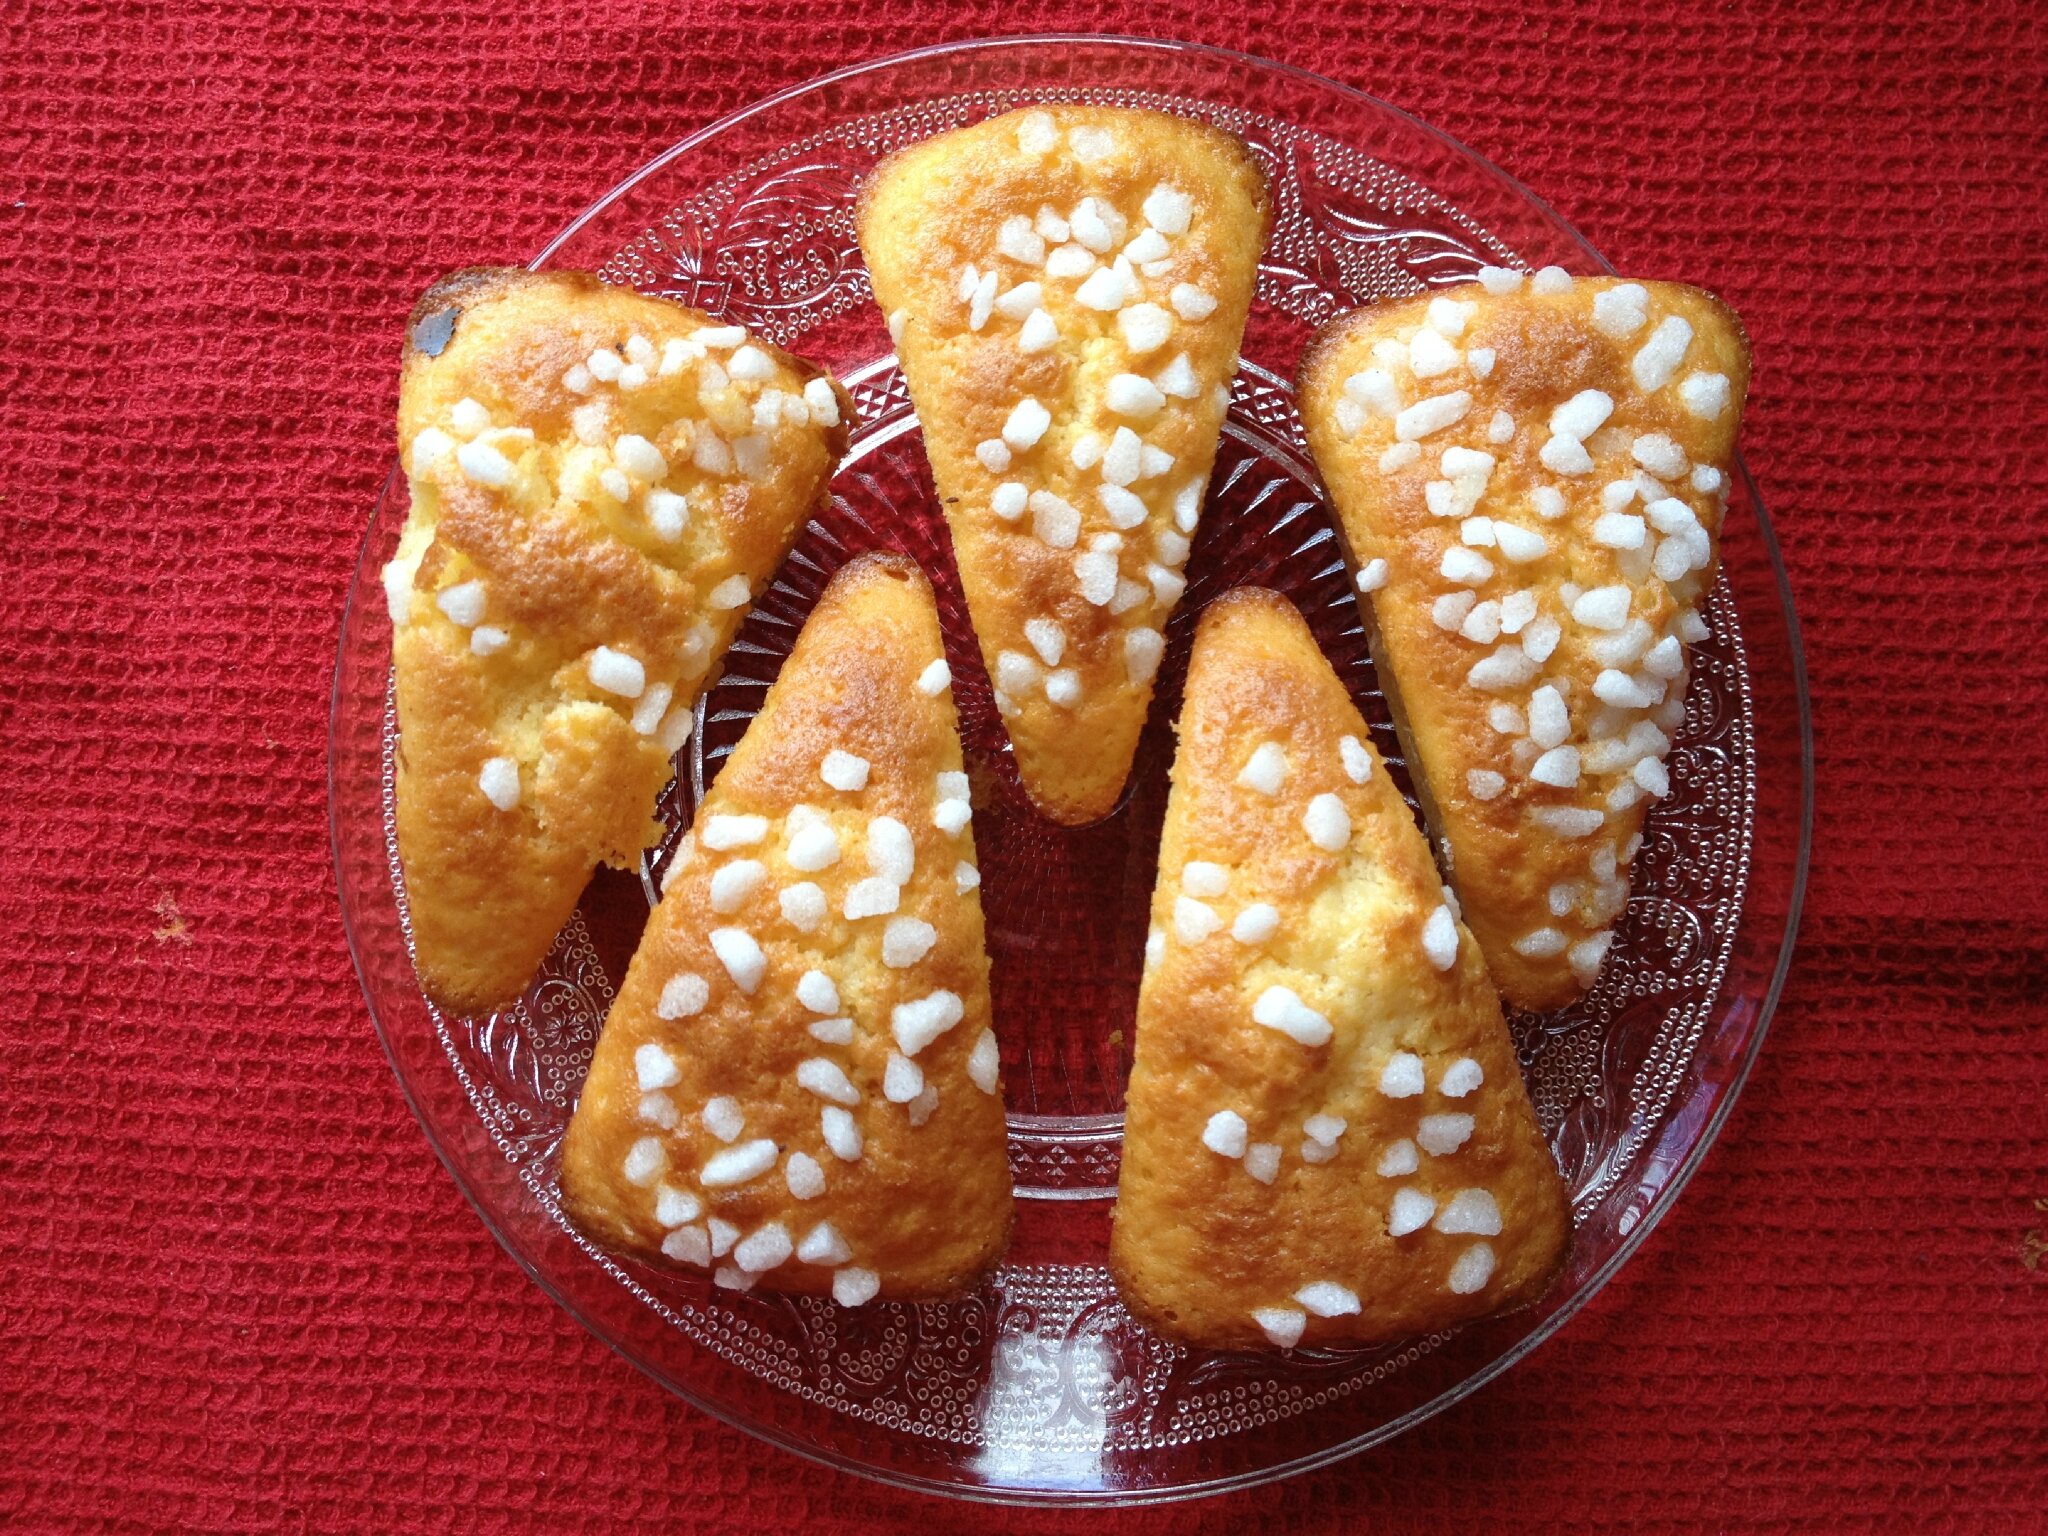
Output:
1459,516,1496,551
1477,265,1524,293
693,431,734,476
734,1222,792,1274
967,1029,1001,1095
1154,352,1201,400
1488,702,1527,735
1690,464,1725,496
1635,755,1672,797
586,645,646,699
646,489,689,542
795,969,840,1015
994,281,1042,321
702,1098,744,1143
1468,347,1496,378
1142,183,1192,235
934,798,971,835
890,989,964,1057
1182,861,1229,898
1426,295,1474,337
1379,1052,1426,1098
882,1052,924,1104
1030,490,1081,548
657,972,709,1020
1527,685,1569,748
1632,432,1688,479
633,1044,681,1094
1125,628,1166,684
821,1106,862,1162
1531,265,1574,294
842,877,899,921
793,1221,851,1268
1170,283,1217,321
1339,735,1373,784
1002,397,1051,451
449,396,491,434
702,1137,778,1188
1139,443,1176,480
1119,302,1173,354
1231,903,1280,944
1202,1109,1248,1158
727,344,775,382
599,465,634,502
584,350,624,385
1303,1114,1347,1146
613,433,666,482
1123,227,1170,264
654,1185,701,1228
1493,523,1548,564
1500,589,1537,632
707,1221,741,1261
833,1267,881,1307
702,813,768,850
1408,326,1459,378
1044,242,1096,279
1098,483,1148,529
916,658,952,695
996,214,1046,266
1237,741,1288,795
1017,110,1057,154
1570,930,1615,983
1643,633,1686,680
1448,1242,1497,1294
866,816,915,884
1590,281,1649,338
1069,195,1123,252
820,749,870,792
1436,1189,1503,1236
709,859,766,915
1074,264,1130,311
1100,425,1143,486
783,1153,827,1202
804,377,841,427
784,821,840,874
1355,558,1389,593
1467,646,1539,691
975,438,1013,473
622,1137,667,1186
1017,308,1060,354
1645,495,1700,534
1295,1281,1359,1317
1421,904,1460,970
1255,1307,1306,1348
478,756,520,811
1252,985,1332,1047
907,1085,940,1128
1437,1058,1485,1098
1550,388,1614,442
1572,585,1632,631
1345,368,1403,418
807,1017,853,1047
436,580,486,629
709,573,755,611
1530,745,1581,788
956,861,981,895
1388,1187,1436,1236
1173,896,1222,943
1467,768,1506,801
1592,668,1659,708
1417,1113,1476,1156
409,426,457,476
1531,805,1607,838
1147,562,1186,607
1539,435,1594,476
1244,1144,1282,1185
1441,545,1494,587
996,650,1041,696
1395,389,1472,441
1173,477,1205,532
1303,793,1352,852
796,1057,860,1107
693,325,746,350
1377,1138,1420,1177
708,927,766,994
1433,591,1477,631
1071,549,1117,606
1633,314,1694,391
1593,510,1648,550
881,916,937,968
1521,617,1562,663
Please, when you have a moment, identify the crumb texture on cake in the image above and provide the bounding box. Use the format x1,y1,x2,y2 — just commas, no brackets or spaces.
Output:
556,554,1012,1302
858,105,1269,824
1109,588,1571,1351
388,267,851,1015
1297,270,1750,1010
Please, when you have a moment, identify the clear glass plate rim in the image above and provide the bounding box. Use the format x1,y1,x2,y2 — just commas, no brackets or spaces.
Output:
329,32,1817,1506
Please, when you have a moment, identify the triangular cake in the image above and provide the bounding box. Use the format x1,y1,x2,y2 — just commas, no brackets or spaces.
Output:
857,105,1269,823
1110,589,1570,1350
387,268,851,1015
1298,272,1750,1010
557,554,1012,1301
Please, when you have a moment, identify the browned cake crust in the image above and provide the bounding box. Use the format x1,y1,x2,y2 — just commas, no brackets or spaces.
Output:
557,554,1012,1301
388,268,851,1015
857,105,1269,824
1110,589,1570,1350
1297,273,1750,1011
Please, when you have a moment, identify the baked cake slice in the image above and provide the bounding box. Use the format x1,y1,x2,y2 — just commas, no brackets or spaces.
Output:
1298,271,1750,1010
857,105,1269,823
387,268,850,1015
557,554,1012,1301
1110,588,1570,1350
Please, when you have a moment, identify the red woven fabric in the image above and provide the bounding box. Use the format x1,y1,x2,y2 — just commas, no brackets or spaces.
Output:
4,1,2045,1529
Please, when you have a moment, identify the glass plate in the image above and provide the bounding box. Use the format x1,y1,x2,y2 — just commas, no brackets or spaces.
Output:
330,35,1812,1504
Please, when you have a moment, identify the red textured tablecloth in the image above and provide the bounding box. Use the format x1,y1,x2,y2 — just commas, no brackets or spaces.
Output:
6,2,2045,1529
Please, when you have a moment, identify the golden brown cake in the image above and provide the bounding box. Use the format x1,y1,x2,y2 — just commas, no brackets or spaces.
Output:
1297,271,1750,1011
1110,589,1570,1350
387,268,851,1016
857,105,1269,824
556,554,1012,1301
